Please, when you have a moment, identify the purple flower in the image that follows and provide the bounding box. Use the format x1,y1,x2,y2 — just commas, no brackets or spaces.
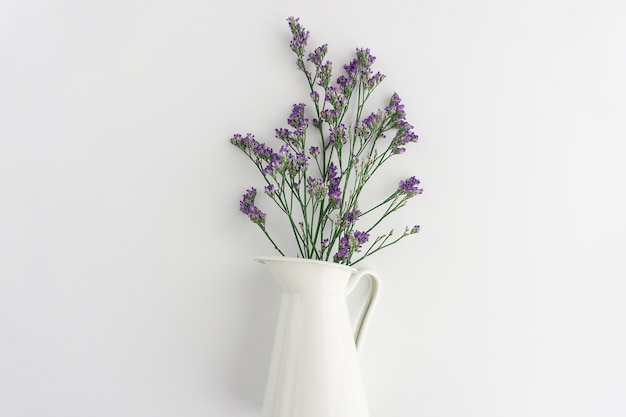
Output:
306,177,327,201
275,145,308,175
250,140,276,160
336,74,354,90
325,86,347,112
333,234,351,263
390,119,419,153
275,127,292,142
287,103,308,131
356,48,375,68
264,184,275,196
385,92,406,119
287,17,309,57
381,94,418,153
278,144,291,156
327,162,342,207
354,230,369,246
294,152,308,172
362,112,379,129
356,111,382,137
240,188,266,226
398,176,423,197
337,48,380,99
333,230,370,263
366,72,386,89
262,162,277,175
328,124,347,146
230,133,259,150
343,57,359,78
327,161,339,177
307,44,328,67
327,186,342,207
275,104,309,145
316,61,333,88
308,146,320,156
355,48,376,79
231,134,283,171
345,208,361,224
262,150,283,175
320,109,338,125
230,133,249,147
277,144,293,164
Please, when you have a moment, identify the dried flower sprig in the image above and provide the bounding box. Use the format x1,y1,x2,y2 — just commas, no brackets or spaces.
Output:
230,16,422,265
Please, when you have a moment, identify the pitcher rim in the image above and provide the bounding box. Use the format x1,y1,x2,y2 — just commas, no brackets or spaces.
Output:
254,256,358,273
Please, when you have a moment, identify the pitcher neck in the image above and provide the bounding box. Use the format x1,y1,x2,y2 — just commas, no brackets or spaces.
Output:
255,256,356,294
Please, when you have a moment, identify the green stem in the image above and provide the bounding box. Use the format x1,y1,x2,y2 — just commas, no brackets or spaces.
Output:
259,226,286,256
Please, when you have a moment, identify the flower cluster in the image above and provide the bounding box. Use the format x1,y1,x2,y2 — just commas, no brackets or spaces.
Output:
398,176,423,197
239,188,266,227
230,17,423,265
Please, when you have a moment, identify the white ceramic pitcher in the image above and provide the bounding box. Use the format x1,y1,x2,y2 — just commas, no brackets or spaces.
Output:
255,256,380,417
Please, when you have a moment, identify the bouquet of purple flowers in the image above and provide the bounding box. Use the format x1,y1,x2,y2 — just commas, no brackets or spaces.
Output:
230,17,422,265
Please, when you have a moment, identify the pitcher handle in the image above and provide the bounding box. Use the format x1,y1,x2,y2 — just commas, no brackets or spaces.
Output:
347,269,380,353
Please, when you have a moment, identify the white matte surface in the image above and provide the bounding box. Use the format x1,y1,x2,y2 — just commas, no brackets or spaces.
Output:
1,1,625,416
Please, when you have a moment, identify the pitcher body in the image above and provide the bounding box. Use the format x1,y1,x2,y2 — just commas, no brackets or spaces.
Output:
256,256,379,417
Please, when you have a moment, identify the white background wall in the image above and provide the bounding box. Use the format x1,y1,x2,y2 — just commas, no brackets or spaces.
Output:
2,0,625,416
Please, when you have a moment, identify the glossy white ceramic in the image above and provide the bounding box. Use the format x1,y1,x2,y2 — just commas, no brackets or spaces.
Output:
255,256,380,417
